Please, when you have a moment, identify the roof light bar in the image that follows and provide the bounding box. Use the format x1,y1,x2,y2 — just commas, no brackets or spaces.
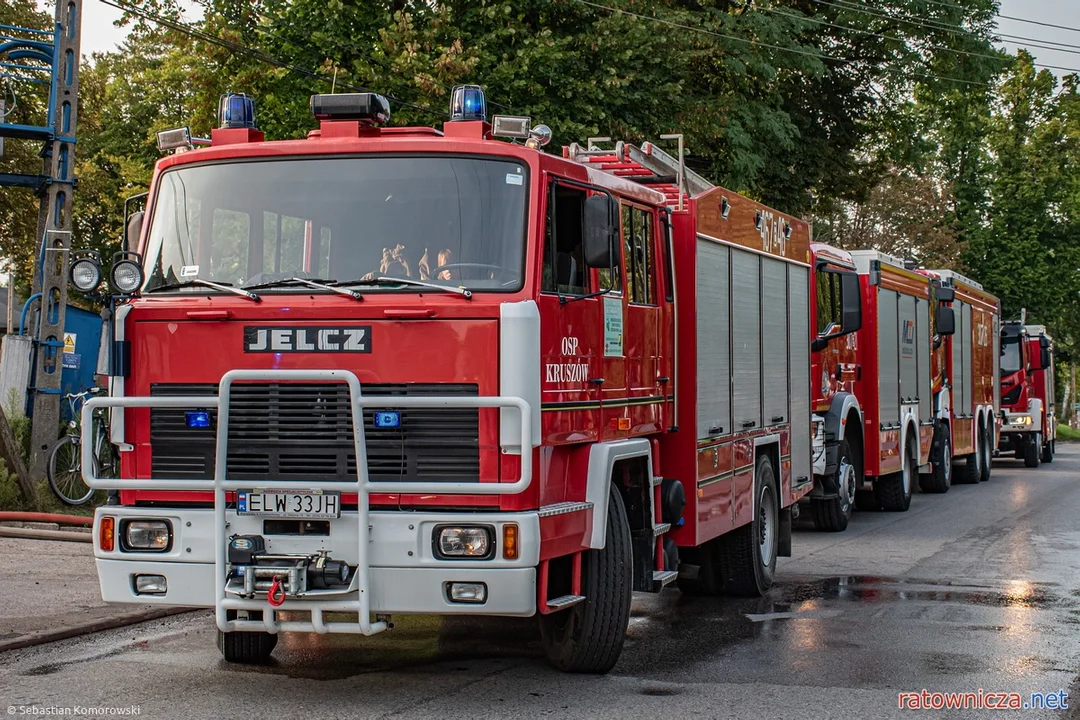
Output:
310,93,391,125
450,85,487,122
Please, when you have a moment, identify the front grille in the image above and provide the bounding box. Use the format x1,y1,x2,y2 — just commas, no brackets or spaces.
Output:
149,383,480,482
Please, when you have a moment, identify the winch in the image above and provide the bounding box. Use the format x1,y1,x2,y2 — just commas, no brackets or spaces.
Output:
225,535,353,600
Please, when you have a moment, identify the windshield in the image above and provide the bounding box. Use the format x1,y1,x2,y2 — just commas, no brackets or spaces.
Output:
1001,338,1021,375
142,155,529,293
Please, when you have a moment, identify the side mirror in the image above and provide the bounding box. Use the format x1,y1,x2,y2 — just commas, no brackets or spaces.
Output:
841,272,861,333
811,337,829,353
936,306,955,336
936,286,955,303
583,194,617,269
1041,348,1051,369
126,211,144,252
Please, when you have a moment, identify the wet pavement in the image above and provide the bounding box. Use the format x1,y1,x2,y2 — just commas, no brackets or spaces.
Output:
2,446,1079,718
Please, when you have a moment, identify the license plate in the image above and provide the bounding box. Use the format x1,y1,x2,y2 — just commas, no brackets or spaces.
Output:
237,490,341,519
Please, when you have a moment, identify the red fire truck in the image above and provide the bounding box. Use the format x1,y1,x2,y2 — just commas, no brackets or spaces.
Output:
77,88,812,673
927,270,1001,483
999,320,1055,467
805,250,1000,530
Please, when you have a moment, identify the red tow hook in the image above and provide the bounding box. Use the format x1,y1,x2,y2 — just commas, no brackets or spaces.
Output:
267,575,286,607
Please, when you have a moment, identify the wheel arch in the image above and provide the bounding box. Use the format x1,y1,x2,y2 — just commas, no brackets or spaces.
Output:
585,439,653,550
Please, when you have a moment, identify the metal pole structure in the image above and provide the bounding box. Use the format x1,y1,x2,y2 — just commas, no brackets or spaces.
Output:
28,0,81,474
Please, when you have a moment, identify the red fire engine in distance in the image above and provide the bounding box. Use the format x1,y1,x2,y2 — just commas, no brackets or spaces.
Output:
78,88,812,674
998,320,1055,466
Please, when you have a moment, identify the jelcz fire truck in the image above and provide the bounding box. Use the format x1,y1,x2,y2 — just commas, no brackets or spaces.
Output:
79,88,811,673
999,320,1055,467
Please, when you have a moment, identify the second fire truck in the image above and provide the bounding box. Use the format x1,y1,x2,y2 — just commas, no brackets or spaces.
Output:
806,249,1000,530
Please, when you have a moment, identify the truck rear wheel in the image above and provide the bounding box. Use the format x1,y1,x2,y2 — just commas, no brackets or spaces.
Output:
540,484,632,673
1041,439,1054,464
217,612,278,664
716,455,778,597
980,421,993,481
919,431,951,494
957,428,981,484
811,439,856,532
876,438,914,511
1024,433,1041,468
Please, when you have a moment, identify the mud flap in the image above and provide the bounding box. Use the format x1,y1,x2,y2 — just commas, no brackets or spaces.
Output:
778,507,793,557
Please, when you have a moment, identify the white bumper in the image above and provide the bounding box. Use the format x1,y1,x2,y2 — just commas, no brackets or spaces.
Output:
1000,412,1041,433
94,507,541,617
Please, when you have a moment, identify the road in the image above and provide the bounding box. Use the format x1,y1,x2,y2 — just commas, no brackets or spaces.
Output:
2,447,1079,719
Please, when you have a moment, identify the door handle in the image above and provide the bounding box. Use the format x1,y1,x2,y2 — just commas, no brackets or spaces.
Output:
741,420,757,429
657,377,671,384
771,415,785,423
589,377,606,385
708,424,723,435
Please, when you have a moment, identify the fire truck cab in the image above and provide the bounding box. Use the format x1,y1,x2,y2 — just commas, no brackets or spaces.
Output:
999,322,1055,467
78,89,812,674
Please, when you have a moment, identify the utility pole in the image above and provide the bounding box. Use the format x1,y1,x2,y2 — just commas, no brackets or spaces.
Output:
27,0,82,474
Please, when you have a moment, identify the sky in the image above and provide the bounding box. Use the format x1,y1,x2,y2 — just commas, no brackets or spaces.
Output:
36,0,1080,77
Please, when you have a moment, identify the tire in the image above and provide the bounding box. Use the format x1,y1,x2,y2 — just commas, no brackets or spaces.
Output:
1024,433,1041,468
957,426,981,484
980,421,993,482
540,484,632,673
217,612,278,664
919,430,952,494
715,455,779,597
876,438,914,511
811,438,857,532
47,436,94,506
1041,438,1054,464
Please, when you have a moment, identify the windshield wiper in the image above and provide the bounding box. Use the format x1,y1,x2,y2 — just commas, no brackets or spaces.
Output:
146,278,260,302
335,276,472,299
242,277,363,301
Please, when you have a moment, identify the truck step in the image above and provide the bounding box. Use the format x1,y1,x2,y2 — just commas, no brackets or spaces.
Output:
651,475,664,488
652,522,671,537
652,570,678,588
546,594,586,610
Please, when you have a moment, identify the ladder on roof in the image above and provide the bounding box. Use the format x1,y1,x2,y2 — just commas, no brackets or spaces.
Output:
563,136,713,210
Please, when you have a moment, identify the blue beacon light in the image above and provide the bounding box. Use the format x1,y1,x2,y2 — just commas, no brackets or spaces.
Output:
218,92,257,129
186,411,211,428
374,411,401,429
450,85,487,122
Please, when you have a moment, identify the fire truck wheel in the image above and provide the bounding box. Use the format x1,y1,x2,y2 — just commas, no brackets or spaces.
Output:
217,612,278,664
1024,433,1041,468
876,439,914,511
810,439,856,531
1041,439,1054,464
540,484,632,673
918,432,951,494
716,454,778,597
980,422,993,481
958,432,982,485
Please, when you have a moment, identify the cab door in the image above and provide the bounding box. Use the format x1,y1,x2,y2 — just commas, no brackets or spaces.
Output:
619,202,663,437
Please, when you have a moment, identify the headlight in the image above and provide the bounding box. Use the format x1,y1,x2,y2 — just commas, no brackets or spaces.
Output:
70,257,102,292
1013,415,1033,426
123,520,171,551
436,526,492,559
110,259,144,294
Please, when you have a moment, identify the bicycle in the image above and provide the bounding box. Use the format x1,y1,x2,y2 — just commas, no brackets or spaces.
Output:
46,387,116,505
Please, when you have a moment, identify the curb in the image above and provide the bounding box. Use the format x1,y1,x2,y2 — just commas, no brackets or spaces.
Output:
0,607,200,653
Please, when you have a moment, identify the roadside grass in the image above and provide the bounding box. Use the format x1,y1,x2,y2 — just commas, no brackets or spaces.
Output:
1057,425,1080,442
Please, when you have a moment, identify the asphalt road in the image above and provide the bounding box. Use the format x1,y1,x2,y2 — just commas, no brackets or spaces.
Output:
3,446,1079,719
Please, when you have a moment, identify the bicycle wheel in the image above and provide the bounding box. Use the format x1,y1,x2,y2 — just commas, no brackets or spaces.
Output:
47,436,94,505
93,421,117,479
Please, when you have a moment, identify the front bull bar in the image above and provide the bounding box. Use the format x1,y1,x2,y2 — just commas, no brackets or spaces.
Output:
81,368,533,637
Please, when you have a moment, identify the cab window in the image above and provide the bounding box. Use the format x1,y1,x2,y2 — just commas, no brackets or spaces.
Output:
542,185,591,295
815,270,842,334
622,204,655,305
